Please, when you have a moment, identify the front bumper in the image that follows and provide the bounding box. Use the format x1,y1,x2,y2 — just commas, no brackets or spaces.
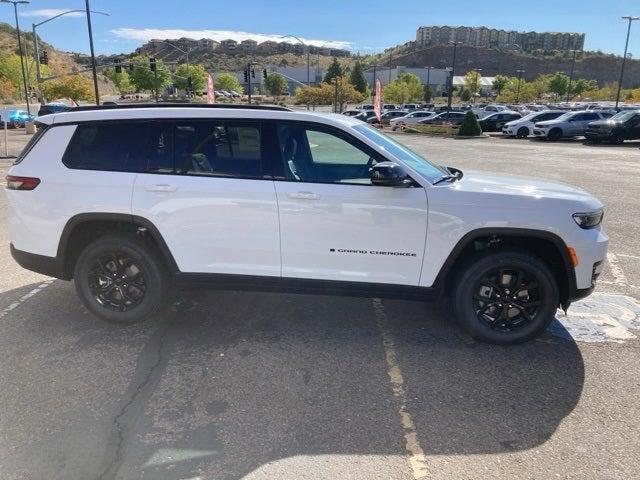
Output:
584,130,610,141
533,129,548,137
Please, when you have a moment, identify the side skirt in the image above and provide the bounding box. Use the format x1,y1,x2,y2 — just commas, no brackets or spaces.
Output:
174,273,441,302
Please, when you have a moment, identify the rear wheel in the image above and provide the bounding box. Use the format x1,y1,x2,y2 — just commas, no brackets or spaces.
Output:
610,133,624,145
12,120,21,129
73,234,169,324
452,250,559,344
547,128,562,141
516,127,529,138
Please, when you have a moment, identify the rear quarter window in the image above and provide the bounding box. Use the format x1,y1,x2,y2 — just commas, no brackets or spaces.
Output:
13,122,49,165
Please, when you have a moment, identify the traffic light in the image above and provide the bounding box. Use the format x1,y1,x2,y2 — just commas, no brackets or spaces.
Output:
40,50,48,65
115,63,122,74
262,69,268,81
149,57,157,72
243,69,248,83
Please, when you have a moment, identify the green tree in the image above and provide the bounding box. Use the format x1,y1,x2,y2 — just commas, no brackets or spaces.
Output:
460,88,471,101
463,70,482,97
382,72,423,104
175,64,207,94
458,110,482,136
215,72,242,94
324,57,343,83
570,78,598,97
548,72,570,99
264,72,288,97
103,67,134,94
349,60,368,94
40,75,94,102
423,84,433,102
295,76,365,108
0,53,50,98
492,75,509,96
129,55,171,95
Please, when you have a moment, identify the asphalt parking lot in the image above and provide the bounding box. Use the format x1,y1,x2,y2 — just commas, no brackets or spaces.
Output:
1,129,639,480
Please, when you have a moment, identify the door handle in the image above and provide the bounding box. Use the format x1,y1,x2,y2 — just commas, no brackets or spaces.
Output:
287,191,320,200
144,184,178,193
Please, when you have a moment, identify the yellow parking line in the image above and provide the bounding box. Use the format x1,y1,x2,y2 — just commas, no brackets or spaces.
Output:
373,298,428,480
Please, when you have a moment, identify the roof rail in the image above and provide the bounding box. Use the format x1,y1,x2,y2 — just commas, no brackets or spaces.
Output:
67,103,292,112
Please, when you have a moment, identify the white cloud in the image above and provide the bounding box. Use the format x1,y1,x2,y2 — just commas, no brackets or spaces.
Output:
109,28,352,50
20,9,84,18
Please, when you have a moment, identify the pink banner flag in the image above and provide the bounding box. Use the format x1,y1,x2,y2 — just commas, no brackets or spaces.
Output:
374,79,382,122
207,74,215,104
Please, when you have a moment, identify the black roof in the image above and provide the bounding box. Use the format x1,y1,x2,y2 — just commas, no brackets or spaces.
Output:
68,103,292,112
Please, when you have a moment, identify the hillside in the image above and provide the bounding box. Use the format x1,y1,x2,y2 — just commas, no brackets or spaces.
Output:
384,44,640,88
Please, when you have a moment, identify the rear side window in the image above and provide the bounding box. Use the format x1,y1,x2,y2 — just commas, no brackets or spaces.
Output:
63,122,172,172
14,122,49,165
174,121,262,178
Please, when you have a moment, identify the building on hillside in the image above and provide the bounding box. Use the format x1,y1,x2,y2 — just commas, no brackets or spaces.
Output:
415,25,584,52
240,39,258,52
257,40,280,55
365,66,451,96
218,39,238,52
452,76,496,94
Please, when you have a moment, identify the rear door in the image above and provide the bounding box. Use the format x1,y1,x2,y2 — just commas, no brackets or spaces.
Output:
272,122,428,286
132,119,281,276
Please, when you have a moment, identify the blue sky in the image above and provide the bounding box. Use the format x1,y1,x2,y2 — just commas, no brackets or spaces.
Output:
1,0,638,57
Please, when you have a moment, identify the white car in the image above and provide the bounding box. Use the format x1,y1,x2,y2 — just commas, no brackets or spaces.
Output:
6,104,608,344
533,111,614,141
502,110,565,138
390,111,436,130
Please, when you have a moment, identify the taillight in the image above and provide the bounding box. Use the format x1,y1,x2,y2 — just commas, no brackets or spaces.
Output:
5,175,40,191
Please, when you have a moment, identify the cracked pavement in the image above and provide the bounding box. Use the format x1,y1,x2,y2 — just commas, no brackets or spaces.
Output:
0,133,639,479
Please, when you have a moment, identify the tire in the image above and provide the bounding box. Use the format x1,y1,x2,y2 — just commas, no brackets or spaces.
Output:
452,250,559,345
12,120,21,129
516,127,529,138
547,128,562,141
610,134,624,145
73,233,169,324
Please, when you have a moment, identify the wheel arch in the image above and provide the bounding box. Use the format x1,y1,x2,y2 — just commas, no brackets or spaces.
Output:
433,228,577,308
57,213,179,279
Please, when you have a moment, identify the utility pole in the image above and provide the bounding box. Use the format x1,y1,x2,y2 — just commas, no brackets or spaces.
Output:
2,1,31,115
515,69,525,103
615,16,639,109
247,63,252,104
566,49,578,103
84,0,100,105
372,65,377,103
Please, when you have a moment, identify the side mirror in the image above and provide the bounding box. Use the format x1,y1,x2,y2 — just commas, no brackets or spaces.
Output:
371,162,413,187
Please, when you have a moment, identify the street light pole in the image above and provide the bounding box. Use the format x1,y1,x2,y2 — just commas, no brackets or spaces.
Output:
446,41,462,118
1,0,31,115
84,0,100,105
566,49,579,103
515,69,525,103
615,16,639,109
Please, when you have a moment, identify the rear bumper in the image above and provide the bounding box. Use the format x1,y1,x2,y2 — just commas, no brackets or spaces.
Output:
10,244,69,280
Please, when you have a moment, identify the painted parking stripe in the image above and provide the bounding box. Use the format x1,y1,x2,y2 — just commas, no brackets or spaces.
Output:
0,279,53,320
606,252,628,287
373,298,428,480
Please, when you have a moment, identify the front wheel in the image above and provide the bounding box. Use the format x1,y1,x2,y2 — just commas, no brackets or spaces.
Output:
74,234,169,324
547,128,562,141
452,250,559,344
516,127,529,138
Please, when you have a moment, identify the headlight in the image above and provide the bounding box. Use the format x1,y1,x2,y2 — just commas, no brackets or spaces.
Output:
573,210,604,229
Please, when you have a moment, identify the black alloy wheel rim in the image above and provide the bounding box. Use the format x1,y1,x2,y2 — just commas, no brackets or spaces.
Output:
472,268,542,332
88,253,146,311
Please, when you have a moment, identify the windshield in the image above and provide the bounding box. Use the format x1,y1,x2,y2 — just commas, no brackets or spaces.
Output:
611,110,639,121
352,124,448,182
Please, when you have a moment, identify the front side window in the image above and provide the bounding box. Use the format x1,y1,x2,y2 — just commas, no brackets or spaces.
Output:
277,124,378,185
175,121,262,178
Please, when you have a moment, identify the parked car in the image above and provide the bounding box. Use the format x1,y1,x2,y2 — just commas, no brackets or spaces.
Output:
353,110,377,122
3,109,36,128
6,103,608,344
342,110,361,117
402,104,421,111
390,111,437,130
419,111,467,126
477,112,522,132
37,103,70,117
584,110,640,144
382,104,397,110
483,105,509,113
533,111,614,141
502,110,565,138
367,110,408,125
359,104,374,110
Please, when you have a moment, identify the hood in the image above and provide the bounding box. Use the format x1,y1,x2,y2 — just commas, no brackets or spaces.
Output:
588,119,621,128
430,170,603,211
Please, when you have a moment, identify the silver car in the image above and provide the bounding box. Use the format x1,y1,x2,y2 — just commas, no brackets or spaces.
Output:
533,111,614,141
390,111,436,130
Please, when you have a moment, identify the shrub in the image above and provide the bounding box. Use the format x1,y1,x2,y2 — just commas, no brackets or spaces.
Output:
458,110,482,136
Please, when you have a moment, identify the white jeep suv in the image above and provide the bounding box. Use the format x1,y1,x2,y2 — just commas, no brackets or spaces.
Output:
6,105,608,344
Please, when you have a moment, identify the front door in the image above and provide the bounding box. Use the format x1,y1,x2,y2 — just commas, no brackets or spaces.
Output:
272,122,428,286
132,119,281,276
